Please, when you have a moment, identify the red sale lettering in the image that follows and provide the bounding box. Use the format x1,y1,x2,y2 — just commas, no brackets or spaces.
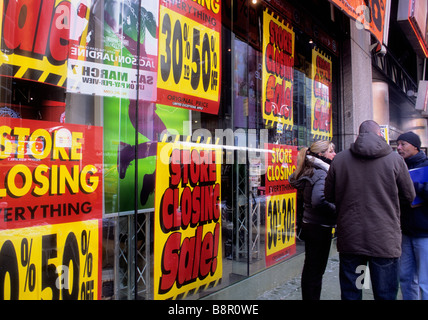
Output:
264,75,292,120
316,56,331,83
312,53,332,134
269,20,293,56
265,20,293,81
160,184,221,233
158,223,220,294
263,19,294,123
313,99,331,133
169,148,217,187
156,145,222,297
2,0,73,64
265,43,293,81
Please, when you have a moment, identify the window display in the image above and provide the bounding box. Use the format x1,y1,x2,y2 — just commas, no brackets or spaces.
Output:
0,0,339,300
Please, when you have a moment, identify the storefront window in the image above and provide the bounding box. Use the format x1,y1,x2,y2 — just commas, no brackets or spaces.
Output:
0,0,339,300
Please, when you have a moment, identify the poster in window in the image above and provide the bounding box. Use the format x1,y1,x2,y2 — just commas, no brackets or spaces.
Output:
262,9,294,130
153,141,222,299
157,0,221,114
311,48,333,140
0,0,71,87
67,0,159,101
0,118,103,300
264,143,297,267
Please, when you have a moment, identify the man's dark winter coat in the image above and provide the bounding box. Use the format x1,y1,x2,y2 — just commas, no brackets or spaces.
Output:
401,151,428,237
325,133,415,258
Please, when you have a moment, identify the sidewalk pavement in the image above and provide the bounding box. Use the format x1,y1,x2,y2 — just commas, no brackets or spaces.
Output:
256,253,403,300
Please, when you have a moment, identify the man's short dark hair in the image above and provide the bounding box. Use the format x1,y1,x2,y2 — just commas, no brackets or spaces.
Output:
359,120,381,134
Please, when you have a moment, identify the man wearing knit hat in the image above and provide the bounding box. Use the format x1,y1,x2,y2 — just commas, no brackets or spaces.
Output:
397,131,422,159
397,131,428,300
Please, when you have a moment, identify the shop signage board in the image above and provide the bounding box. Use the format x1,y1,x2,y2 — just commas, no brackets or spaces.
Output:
157,0,222,114
311,48,333,140
154,140,222,299
0,118,103,300
264,143,297,267
262,9,295,130
329,0,388,46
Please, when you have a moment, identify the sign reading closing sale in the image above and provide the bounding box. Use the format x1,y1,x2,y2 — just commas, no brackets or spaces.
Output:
265,143,297,267
154,141,222,299
262,9,295,129
0,118,103,300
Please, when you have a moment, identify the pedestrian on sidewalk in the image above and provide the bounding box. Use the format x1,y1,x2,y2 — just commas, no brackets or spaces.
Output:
397,131,428,300
325,120,415,300
289,140,336,300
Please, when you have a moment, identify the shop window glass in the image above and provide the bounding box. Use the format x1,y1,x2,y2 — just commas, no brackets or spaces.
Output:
0,0,339,300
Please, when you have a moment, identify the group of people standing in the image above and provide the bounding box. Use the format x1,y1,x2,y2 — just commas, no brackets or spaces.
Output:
289,120,428,300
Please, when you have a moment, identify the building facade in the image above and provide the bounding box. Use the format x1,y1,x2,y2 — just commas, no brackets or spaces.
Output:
0,0,426,300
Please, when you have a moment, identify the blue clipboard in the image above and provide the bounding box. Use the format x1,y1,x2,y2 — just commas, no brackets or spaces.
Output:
409,166,428,206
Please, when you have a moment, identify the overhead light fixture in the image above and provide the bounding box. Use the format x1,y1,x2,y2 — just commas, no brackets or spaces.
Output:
309,39,313,44
252,0,257,4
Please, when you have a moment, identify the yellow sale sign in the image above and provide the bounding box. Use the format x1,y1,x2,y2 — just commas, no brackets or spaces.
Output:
0,0,91,87
157,0,222,114
311,48,333,140
0,220,100,300
265,193,296,267
154,142,222,299
262,9,294,130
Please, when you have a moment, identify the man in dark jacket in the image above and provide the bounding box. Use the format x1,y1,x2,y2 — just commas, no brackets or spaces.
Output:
325,120,415,300
397,131,428,300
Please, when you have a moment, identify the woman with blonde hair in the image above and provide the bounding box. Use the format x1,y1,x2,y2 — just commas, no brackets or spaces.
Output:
289,140,336,300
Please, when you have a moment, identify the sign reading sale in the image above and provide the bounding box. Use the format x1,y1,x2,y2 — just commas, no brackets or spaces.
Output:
262,9,295,129
157,0,222,114
154,142,222,299
0,118,103,300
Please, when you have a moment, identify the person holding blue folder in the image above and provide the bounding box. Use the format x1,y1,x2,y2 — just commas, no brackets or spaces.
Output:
397,131,428,300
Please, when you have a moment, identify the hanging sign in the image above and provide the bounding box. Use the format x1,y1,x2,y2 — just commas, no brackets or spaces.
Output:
157,0,221,114
0,118,103,300
154,141,222,299
311,48,333,140
329,0,388,46
262,9,295,129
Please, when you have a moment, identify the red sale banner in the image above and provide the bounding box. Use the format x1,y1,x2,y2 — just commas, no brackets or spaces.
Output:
265,143,297,196
0,118,103,230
